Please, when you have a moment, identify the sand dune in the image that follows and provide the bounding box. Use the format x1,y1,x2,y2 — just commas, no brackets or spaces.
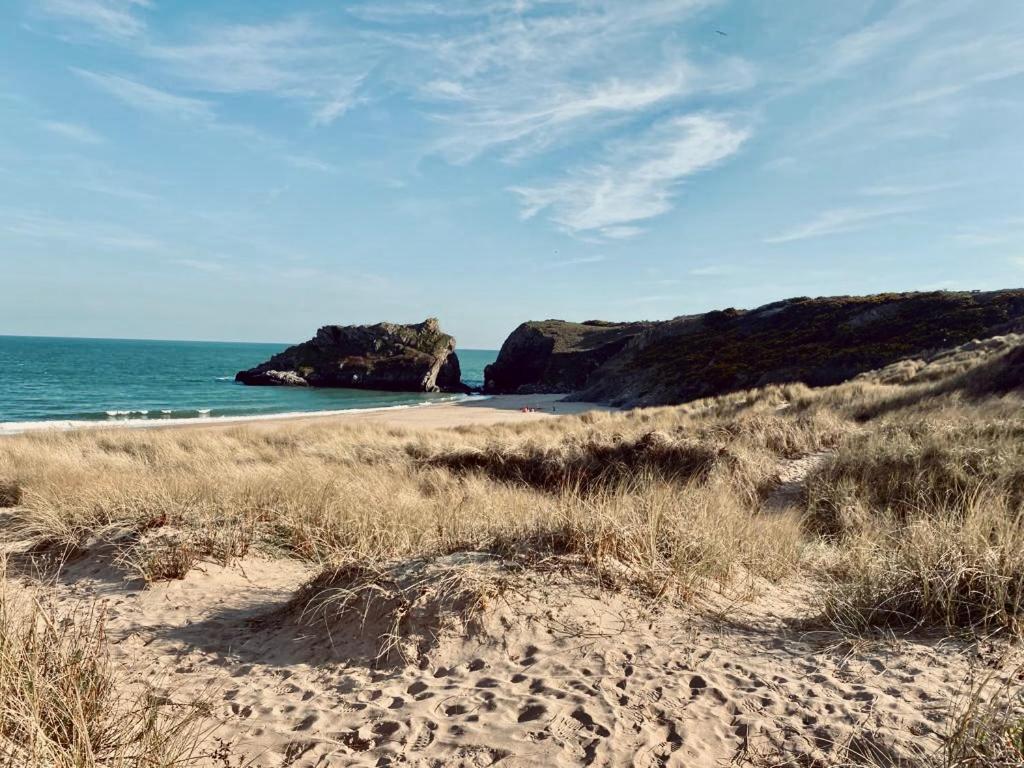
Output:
5,543,994,768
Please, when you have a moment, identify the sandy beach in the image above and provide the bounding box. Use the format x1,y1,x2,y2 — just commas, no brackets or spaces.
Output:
0,394,616,436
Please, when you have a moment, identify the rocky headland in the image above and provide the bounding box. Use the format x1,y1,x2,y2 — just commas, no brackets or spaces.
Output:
235,318,469,393
482,320,653,395
486,289,1024,407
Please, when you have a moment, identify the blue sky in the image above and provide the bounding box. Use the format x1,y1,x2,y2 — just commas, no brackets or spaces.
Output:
1,0,1022,348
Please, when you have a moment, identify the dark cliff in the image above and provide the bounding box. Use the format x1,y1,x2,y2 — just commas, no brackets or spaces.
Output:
236,318,468,393
483,320,654,394
488,290,1024,407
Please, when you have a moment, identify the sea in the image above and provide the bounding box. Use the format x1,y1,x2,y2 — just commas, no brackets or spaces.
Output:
0,336,497,431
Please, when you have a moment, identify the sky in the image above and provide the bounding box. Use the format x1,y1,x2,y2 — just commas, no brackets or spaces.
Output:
1,0,1022,348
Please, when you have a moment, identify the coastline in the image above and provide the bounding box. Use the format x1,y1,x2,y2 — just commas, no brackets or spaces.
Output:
0,394,615,436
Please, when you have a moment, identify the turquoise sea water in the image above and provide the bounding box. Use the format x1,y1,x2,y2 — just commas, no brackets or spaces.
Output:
0,336,497,425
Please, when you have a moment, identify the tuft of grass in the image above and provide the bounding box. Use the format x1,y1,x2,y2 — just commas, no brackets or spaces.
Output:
0,575,209,766
0,479,20,508
943,670,1024,768
284,554,508,666
806,416,1024,538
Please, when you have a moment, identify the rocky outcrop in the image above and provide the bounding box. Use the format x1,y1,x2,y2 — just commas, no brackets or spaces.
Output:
489,290,1024,407
236,318,469,393
483,320,653,394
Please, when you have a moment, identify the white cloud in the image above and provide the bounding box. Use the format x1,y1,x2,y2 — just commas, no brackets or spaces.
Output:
73,181,157,202
543,254,606,269
860,182,959,197
0,208,163,251
953,218,1024,248
762,156,796,172
512,114,749,239
363,0,750,162
690,264,738,276
72,68,214,120
601,226,646,240
143,18,368,127
431,64,716,163
172,258,226,273
40,120,104,144
953,232,1010,248
803,14,1024,145
817,0,935,80
34,0,151,39
284,155,338,173
765,205,918,244
36,1,755,239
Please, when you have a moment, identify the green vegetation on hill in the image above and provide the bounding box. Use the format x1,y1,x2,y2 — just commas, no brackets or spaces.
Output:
584,290,1024,406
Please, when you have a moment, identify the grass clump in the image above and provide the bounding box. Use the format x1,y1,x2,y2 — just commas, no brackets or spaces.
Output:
821,491,1024,635
0,579,207,766
806,416,1024,537
807,402,1024,635
0,480,20,508
942,671,1024,767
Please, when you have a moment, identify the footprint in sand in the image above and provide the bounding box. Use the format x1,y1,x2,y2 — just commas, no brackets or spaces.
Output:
292,713,318,731
517,702,547,723
406,719,437,752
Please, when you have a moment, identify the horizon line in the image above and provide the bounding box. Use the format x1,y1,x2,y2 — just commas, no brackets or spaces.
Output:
0,333,500,350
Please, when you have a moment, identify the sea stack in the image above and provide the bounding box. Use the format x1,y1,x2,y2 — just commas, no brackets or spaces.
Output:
236,318,469,393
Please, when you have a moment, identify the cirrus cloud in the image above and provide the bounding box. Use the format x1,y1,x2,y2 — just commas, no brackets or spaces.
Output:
512,114,749,239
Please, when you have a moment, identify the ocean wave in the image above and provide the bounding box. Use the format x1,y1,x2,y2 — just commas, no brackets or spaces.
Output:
105,409,149,417
1,395,480,435
215,376,234,381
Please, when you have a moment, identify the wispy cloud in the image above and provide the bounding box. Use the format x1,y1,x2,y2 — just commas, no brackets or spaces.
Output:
952,218,1024,248
0,207,163,251
690,264,739,276
34,0,151,39
172,258,226,273
387,1,751,162
542,254,606,269
72,68,213,120
812,0,940,82
40,119,104,144
512,114,749,239
430,64,711,163
803,13,1024,145
143,17,368,126
33,1,757,239
284,155,337,173
859,182,959,197
72,180,157,202
765,205,919,244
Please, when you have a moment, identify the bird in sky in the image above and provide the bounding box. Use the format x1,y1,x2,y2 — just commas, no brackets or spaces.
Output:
716,29,728,36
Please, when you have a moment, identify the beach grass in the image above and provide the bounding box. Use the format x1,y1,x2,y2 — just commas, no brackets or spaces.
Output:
0,336,1022,763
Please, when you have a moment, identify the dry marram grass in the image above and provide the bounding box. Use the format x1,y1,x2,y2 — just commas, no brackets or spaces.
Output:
0,335,1022,764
